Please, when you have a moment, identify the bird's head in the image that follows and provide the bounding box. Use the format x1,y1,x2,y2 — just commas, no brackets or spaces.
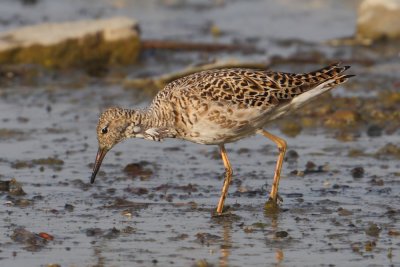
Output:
90,107,141,184
96,107,128,150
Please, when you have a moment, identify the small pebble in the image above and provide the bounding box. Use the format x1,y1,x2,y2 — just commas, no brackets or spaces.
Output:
337,207,353,216
275,231,289,238
286,150,299,162
367,125,382,137
351,167,364,178
305,161,316,171
365,223,381,237
86,228,103,237
365,241,376,251
286,193,303,198
64,204,74,212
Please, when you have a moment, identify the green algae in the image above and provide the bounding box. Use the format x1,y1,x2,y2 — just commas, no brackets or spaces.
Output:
32,157,64,165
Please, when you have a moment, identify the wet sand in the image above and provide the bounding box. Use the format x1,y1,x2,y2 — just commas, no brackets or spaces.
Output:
0,1,399,266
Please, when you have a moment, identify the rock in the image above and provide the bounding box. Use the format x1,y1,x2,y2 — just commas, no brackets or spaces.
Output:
305,161,316,172
6,178,26,196
86,228,103,237
64,204,74,212
351,167,365,179
275,231,289,238
365,240,376,251
103,227,120,239
357,0,400,41
10,228,48,251
324,110,361,128
337,207,353,216
388,229,400,236
195,232,221,245
123,162,153,179
285,149,299,162
367,125,383,137
192,259,214,267
0,17,140,68
280,121,302,137
365,223,381,237
121,226,136,234
375,143,400,159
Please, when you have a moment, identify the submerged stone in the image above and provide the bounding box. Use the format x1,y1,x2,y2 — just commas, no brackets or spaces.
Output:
375,143,400,159
365,223,381,237
280,121,302,137
7,178,26,196
324,110,361,128
351,167,365,179
275,231,289,238
367,125,383,137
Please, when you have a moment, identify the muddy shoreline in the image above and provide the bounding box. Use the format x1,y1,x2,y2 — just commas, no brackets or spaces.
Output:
1,1,399,266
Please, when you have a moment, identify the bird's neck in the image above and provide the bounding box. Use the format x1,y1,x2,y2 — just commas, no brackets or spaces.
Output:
122,106,175,140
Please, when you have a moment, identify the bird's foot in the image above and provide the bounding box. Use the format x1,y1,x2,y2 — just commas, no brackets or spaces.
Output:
264,194,282,214
212,205,231,217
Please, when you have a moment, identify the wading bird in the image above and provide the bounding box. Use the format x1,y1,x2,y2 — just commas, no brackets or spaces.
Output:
90,63,353,215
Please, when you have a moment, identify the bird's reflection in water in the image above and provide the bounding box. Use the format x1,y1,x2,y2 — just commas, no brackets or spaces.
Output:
213,207,286,267
212,214,234,267
264,207,279,230
275,248,284,265
265,208,285,266
220,219,233,267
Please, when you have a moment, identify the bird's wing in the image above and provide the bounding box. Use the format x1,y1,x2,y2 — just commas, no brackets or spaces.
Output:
159,62,351,110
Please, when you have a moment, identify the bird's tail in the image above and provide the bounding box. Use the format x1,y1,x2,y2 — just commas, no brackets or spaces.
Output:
300,62,354,90
284,63,354,111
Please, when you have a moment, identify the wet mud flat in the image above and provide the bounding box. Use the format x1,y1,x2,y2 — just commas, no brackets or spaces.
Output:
0,78,399,267
0,0,400,267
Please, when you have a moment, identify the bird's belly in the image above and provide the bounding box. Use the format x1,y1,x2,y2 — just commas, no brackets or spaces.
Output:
179,117,259,145
173,103,272,145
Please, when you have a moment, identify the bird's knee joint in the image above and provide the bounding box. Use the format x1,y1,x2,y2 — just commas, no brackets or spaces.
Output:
225,168,233,176
278,141,287,152
278,146,286,153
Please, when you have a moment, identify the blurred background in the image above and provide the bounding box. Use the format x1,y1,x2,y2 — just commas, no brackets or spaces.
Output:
0,0,399,266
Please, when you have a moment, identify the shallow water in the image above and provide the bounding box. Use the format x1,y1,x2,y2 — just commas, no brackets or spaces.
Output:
1,85,399,267
1,0,400,267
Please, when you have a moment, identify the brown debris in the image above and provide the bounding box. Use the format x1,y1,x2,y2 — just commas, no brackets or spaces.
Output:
365,223,381,237
0,178,26,196
324,110,361,128
123,162,153,179
195,232,221,245
38,232,54,241
351,167,365,179
375,143,400,159
280,121,302,137
10,228,51,251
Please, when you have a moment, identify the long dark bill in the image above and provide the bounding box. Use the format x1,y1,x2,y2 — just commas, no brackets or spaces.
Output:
90,147,108,184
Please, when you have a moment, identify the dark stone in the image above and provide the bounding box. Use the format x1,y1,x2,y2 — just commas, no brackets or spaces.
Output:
351,167,364,178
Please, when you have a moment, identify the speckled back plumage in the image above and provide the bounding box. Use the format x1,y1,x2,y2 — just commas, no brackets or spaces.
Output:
144,62,352,144
152,62,349,108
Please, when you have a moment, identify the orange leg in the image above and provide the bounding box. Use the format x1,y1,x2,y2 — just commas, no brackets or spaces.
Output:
216,144,233,214
258,129,287,203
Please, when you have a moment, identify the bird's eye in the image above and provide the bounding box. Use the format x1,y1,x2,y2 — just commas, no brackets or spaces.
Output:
101,127,108,134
